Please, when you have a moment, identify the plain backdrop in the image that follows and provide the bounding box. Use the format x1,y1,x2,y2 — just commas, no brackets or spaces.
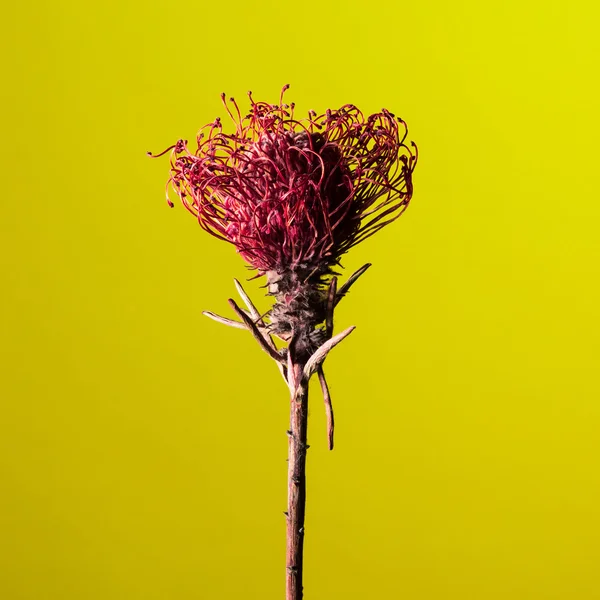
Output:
1,0,599,598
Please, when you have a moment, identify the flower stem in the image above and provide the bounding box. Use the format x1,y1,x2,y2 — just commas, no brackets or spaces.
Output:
286,360,309,600
204,277,363,599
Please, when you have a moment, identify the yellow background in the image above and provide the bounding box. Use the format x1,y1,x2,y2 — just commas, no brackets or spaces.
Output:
2,0,599,598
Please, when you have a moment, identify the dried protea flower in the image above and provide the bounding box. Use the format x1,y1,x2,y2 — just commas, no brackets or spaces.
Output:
150,85,417,358
149,87,417,600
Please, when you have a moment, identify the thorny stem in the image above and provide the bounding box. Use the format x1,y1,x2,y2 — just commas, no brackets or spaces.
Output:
202,263,371,600
286,358,309,600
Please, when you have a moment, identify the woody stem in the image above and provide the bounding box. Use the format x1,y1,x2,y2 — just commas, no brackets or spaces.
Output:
286,359,309,600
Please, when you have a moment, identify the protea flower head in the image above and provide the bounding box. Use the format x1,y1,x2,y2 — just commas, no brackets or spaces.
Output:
149,85,417,350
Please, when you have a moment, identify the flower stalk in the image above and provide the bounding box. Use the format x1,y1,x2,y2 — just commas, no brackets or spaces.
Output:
204,269,362,599
285,356,308,600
